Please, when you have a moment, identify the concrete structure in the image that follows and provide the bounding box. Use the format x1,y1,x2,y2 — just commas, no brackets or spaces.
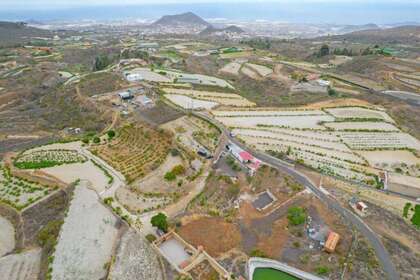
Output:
248,258,324,280
154,231,231,279
387,173,420,198
252,190,277,211
134,95,154,107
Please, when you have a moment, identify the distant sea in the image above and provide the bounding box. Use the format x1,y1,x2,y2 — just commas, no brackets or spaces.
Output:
1,2,419,25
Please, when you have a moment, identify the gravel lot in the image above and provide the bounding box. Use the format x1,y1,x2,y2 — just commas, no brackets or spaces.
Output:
51,182,120,280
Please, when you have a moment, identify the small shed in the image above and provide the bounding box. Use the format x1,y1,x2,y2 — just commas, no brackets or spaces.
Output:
324,231,340,253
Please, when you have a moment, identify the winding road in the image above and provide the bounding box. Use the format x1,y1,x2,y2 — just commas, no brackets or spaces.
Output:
192,111,399,280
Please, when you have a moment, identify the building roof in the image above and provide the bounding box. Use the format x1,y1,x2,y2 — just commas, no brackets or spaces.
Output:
324,231,340,253
239,151,253,161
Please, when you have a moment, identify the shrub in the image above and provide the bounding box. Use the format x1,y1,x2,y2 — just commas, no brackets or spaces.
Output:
403,202,412,218
164,171,176,181
316,266,330,275
146,234,157,243
170,148,180,157
411,204,420,228
151,213,168,232
287,206,306,226
107,130,116,139
171,165,185,176
250,249,268,258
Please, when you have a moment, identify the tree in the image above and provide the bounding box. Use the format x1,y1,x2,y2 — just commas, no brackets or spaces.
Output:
107,130,116,139
93,54,110,71
287,206,306,226
93,136,100,144
319,44,330,57
151,213,168,232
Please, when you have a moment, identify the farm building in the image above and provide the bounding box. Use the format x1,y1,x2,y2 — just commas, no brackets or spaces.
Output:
356,201,368,213
125,73,143,82
138,42,160,51
324,231,340,253
226,142,262,175
118,91,133,100
316,79,331,87
177,76,202,84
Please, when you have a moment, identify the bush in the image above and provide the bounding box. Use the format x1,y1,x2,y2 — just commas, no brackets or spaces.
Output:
316,266,330,275
151,213,168,232
145,234,157,243
107,130,116,139
411,204,420,228
171,165,185,176
164,171,176,181
287,206,306,226
250,249,268,258
170,148,180,157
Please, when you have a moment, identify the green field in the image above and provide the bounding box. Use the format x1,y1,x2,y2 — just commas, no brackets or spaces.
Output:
253,268,300,280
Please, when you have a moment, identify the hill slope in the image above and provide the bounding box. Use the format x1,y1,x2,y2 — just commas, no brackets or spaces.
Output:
328,25,420,44
199,25,244,36
152,12,211,28
0,21,51,47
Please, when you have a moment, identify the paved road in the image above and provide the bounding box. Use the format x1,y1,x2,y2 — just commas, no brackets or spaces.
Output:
192,111,399,280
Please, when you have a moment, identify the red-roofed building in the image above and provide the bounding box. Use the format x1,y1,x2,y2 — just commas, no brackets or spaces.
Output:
239,151,253,162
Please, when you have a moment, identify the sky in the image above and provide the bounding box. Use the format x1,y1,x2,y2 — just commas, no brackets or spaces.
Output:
0,0,418,24
1,0,419,9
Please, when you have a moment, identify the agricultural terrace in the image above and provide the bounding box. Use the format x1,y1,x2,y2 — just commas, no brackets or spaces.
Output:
219,61,242,76
164,70,235,89
125,68,172,83
165,94,218,110
0,165,52,210
14,149,87,169
324,107,395,123
90,124,172,183
212,107,420,186
162,88,255,108
245,63,273,77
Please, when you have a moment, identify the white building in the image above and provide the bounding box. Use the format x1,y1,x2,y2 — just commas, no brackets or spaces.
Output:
125,73,143,82
317,79,331,87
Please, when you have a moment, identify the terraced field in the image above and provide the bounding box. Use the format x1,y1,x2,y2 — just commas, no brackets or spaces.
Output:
213,107,420,187
0,165,51,210
14,149,87,169
162,88,255,108
90,124,172,183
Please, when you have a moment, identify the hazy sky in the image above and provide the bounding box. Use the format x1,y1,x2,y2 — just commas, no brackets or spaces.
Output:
2,0,418,9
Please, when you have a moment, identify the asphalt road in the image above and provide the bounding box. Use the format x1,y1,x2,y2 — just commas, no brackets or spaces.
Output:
193,111,399,280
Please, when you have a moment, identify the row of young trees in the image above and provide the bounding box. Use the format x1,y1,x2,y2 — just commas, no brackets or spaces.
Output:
317,44,382,57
